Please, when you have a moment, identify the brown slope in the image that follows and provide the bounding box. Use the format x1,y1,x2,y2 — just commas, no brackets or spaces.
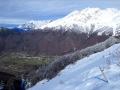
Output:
0,29,109,56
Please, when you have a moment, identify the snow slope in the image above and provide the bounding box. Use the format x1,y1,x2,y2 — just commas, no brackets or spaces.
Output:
41,8,120,36
29,43,120,90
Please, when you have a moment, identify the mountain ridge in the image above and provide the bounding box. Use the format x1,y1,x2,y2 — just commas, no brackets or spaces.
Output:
41,8,120,36
19,8,120,36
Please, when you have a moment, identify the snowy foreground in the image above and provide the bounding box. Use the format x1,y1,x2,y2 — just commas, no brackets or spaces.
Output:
29,43,120,90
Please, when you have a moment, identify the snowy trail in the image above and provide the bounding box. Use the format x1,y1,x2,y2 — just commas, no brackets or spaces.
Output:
29,43,120,90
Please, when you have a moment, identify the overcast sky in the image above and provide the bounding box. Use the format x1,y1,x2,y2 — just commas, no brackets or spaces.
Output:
0,0,120,24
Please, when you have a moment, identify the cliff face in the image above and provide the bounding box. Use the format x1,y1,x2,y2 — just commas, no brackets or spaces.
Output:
0,28,109,56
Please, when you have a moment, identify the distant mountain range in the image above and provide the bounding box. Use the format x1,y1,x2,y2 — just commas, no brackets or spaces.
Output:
18,20,52,30
19,8,120,36
1,8,120,88
0,8,120,55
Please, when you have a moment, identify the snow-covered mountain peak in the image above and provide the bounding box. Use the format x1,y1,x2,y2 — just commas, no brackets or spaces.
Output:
18,20,52,30
41,8,120,36
65,8,101,18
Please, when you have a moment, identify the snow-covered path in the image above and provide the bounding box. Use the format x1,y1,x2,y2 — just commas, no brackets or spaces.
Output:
29,43,120,90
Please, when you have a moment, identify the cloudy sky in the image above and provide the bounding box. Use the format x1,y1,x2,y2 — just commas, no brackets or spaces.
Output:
0,0,120,24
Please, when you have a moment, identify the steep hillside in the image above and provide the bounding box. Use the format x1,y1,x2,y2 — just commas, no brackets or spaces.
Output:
29,43,120,90
0,28,109,55
4,8,120,55
27,36,120,86
40,36,120,79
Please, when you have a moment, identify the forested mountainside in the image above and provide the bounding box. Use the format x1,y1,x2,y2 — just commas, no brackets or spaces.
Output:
0,28,109,56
